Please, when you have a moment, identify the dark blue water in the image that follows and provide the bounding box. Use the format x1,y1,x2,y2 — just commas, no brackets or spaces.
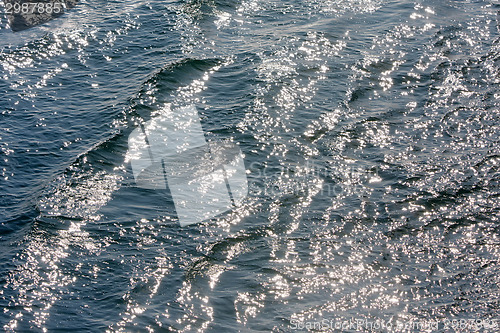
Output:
1,0,499,331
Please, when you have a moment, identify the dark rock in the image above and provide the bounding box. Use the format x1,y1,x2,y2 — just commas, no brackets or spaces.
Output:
4,0,79,32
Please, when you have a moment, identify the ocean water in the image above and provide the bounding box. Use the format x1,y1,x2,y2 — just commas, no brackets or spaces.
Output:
0,0,499,331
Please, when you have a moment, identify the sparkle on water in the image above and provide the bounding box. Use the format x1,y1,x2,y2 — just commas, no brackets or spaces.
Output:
0,0,499,331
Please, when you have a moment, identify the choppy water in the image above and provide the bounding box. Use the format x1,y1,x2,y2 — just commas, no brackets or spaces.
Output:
0,0,499,331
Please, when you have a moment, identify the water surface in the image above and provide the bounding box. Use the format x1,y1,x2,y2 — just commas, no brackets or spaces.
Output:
0,0,499,331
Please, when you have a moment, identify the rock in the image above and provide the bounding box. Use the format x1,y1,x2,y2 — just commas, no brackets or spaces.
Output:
4,0,79,32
